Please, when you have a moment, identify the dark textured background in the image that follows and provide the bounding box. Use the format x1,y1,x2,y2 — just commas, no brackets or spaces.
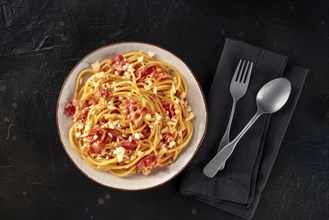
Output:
0,0,328,219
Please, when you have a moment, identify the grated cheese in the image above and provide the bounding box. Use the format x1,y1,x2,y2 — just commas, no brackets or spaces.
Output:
161,127,168,133
113,147,125,162
91,81,99,88
77,122,84,130
75,132,81,138
180,92,186,99
147,52,155,57
167,120,176,126
108,122,115,129
137,151,143,157
85,124,91,131
155,112,162,121
134,133,140,139
169,141,176,148
186,112,195,121
144,85,151,90
91,61,101,71
171,84,176,93
161,146,168,153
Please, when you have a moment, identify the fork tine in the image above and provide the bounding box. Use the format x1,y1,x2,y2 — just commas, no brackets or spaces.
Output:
235,60,245,81
242,61,248,83
243,62,253,84
239,61,249,82
233,60,242,81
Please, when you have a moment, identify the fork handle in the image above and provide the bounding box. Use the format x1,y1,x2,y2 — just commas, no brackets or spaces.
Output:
217,99,237,170
218,99,237,152
203,112,262,178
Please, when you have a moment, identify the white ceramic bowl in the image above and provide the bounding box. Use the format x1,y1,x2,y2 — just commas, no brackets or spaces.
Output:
56,42,207,190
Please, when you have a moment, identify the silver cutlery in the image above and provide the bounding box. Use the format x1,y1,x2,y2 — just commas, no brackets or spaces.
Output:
203,78,291,178
218,59,253,170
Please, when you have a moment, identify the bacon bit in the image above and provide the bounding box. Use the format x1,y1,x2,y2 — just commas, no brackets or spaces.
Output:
100,90,107,98
85,97,98,107
105,128,122,139
89,144,100,153
100,117,107,124
162,132,173,144
88,129,102,139
183,98,187,105
141,65,167,82
125,99,143,122
162,101,170,112
141,126,151,139
109,55,126,71
136,154,161,174
152,70,167,82
109,58,116,65
72,98,82,108
121,140,137,150
101,65,110,72
126,107,131,115
167,132,173,137
100,88,111,98
87,129,105,153
118,55,124,61
175,90,181,98
132,106,138,111
144,66,156,76
138,66,156,81
125,100,131,114
162,101,175,118
64,101,76,116
89,139,105,153
82,107,91,120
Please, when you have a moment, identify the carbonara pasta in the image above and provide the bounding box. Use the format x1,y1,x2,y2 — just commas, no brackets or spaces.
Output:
64,51,194,177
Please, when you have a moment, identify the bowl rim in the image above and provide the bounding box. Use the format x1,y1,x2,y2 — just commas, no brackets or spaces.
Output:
56,41,208,191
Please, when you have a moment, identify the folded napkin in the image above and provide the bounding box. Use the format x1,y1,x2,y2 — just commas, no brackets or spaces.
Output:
179,38,308,219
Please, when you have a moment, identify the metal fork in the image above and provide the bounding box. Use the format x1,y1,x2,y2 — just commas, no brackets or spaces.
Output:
217,59,253,170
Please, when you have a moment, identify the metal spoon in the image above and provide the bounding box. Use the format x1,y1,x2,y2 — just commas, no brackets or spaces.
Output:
203,78,291,178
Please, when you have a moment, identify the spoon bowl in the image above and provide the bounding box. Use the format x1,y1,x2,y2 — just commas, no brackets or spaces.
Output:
256,78,291,114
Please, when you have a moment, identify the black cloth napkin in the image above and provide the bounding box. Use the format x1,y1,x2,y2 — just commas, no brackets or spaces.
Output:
179,38,308,219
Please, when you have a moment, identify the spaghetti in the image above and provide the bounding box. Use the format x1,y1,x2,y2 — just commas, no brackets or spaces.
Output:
64,51,194,177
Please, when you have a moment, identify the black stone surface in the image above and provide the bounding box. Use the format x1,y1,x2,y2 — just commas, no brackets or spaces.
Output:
0,0,328,219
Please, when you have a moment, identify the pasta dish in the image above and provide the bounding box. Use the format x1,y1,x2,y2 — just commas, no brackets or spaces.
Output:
63,51,194,177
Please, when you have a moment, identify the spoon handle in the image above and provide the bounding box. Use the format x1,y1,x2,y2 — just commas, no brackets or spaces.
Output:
203,111,262,178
